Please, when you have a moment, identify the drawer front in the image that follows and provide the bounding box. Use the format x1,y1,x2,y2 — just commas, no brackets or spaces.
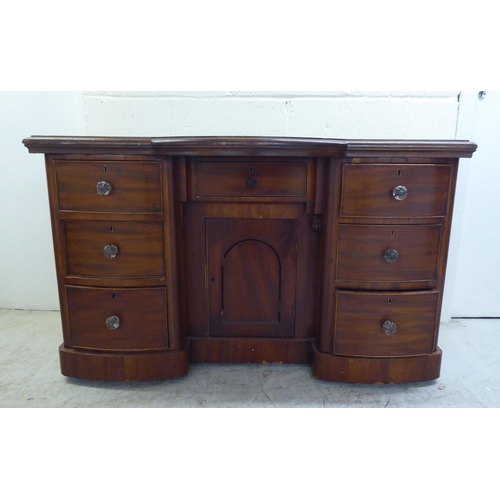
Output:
66,286,168,350
64,222,165,278
336,224,442,284
55,160,162,212
334,290,439,356
194,159,308,198
340,164,451,217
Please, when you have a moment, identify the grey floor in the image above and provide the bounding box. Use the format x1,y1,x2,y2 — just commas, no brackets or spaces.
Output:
1,308,499,408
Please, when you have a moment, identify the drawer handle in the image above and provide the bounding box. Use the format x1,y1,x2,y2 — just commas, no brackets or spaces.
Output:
392,185,408,201
382,320,397,335
96,181,112,195
384,249,399,263
105,316,120,330
103,244,119,258
246,177,256,188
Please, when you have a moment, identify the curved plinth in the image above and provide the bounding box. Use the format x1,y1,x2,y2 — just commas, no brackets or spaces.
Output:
59,344,190,382
312,345,442,384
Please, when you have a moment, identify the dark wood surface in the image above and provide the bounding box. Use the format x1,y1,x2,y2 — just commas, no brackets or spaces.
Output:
66,286,168,351
207,217,298,338
59,343,190,382
55,159,162,213
63,221,165,278
23,136,477,158
333,290,439,356
194,159,308,198
340,163,452,218
312,345,443,384
24,136,477,384
190,338,312,364
183,202,318,342
336,223,442,286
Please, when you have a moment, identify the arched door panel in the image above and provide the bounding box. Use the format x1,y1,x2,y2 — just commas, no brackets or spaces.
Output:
207,218,298,338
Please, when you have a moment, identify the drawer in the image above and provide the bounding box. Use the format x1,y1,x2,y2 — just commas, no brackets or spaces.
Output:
336,224,442,284
340,164,452,217
334,290,439,356
66,286,168,350
55,160,162,212
193,159,308,198
63,221,165,278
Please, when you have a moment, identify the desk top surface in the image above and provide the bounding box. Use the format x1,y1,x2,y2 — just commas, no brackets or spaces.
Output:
23,135,477,158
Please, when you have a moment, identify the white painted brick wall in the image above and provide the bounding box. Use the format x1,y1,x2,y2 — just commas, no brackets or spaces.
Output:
83,91,460,139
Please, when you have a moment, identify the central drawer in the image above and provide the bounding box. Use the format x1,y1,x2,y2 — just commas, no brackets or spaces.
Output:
63,221,165,278
334,290,439,357
66,286,168,351
193,159,308,199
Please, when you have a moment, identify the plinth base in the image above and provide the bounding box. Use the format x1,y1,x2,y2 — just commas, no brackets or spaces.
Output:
59,344,190,382
312,345,442,384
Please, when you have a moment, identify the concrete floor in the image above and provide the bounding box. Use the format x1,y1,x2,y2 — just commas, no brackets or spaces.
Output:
1,308,499,408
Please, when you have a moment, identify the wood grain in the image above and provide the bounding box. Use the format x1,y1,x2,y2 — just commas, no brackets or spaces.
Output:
23,136,476,384
336,224,442,285
207,217,298,338
340,164,452,218
55,159,162,213
194,159,308,198
59,343,190,382
312,346,442,384
334,290,439,356
66,286,168,351
63,221,165,278
23,136,477,158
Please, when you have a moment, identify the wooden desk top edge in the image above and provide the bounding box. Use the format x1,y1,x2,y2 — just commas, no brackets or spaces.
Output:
22,136,477,158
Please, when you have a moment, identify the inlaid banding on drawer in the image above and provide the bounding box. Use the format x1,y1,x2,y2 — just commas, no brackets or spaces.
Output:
55,160,162,212
336,224,442,284
340,164,452,217
66,286,168,351
334,290,439,357
63,221,165,278
194,160,308,198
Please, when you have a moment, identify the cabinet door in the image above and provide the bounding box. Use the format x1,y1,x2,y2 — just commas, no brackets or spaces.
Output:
207,218,298,338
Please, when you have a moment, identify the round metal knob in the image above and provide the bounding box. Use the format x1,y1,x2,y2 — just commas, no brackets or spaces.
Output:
105,316,120,330
382,320,397,335
246,177,256,188
392,185,408,201
103,244,118,258
96,181,112,195
384,249,399,263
